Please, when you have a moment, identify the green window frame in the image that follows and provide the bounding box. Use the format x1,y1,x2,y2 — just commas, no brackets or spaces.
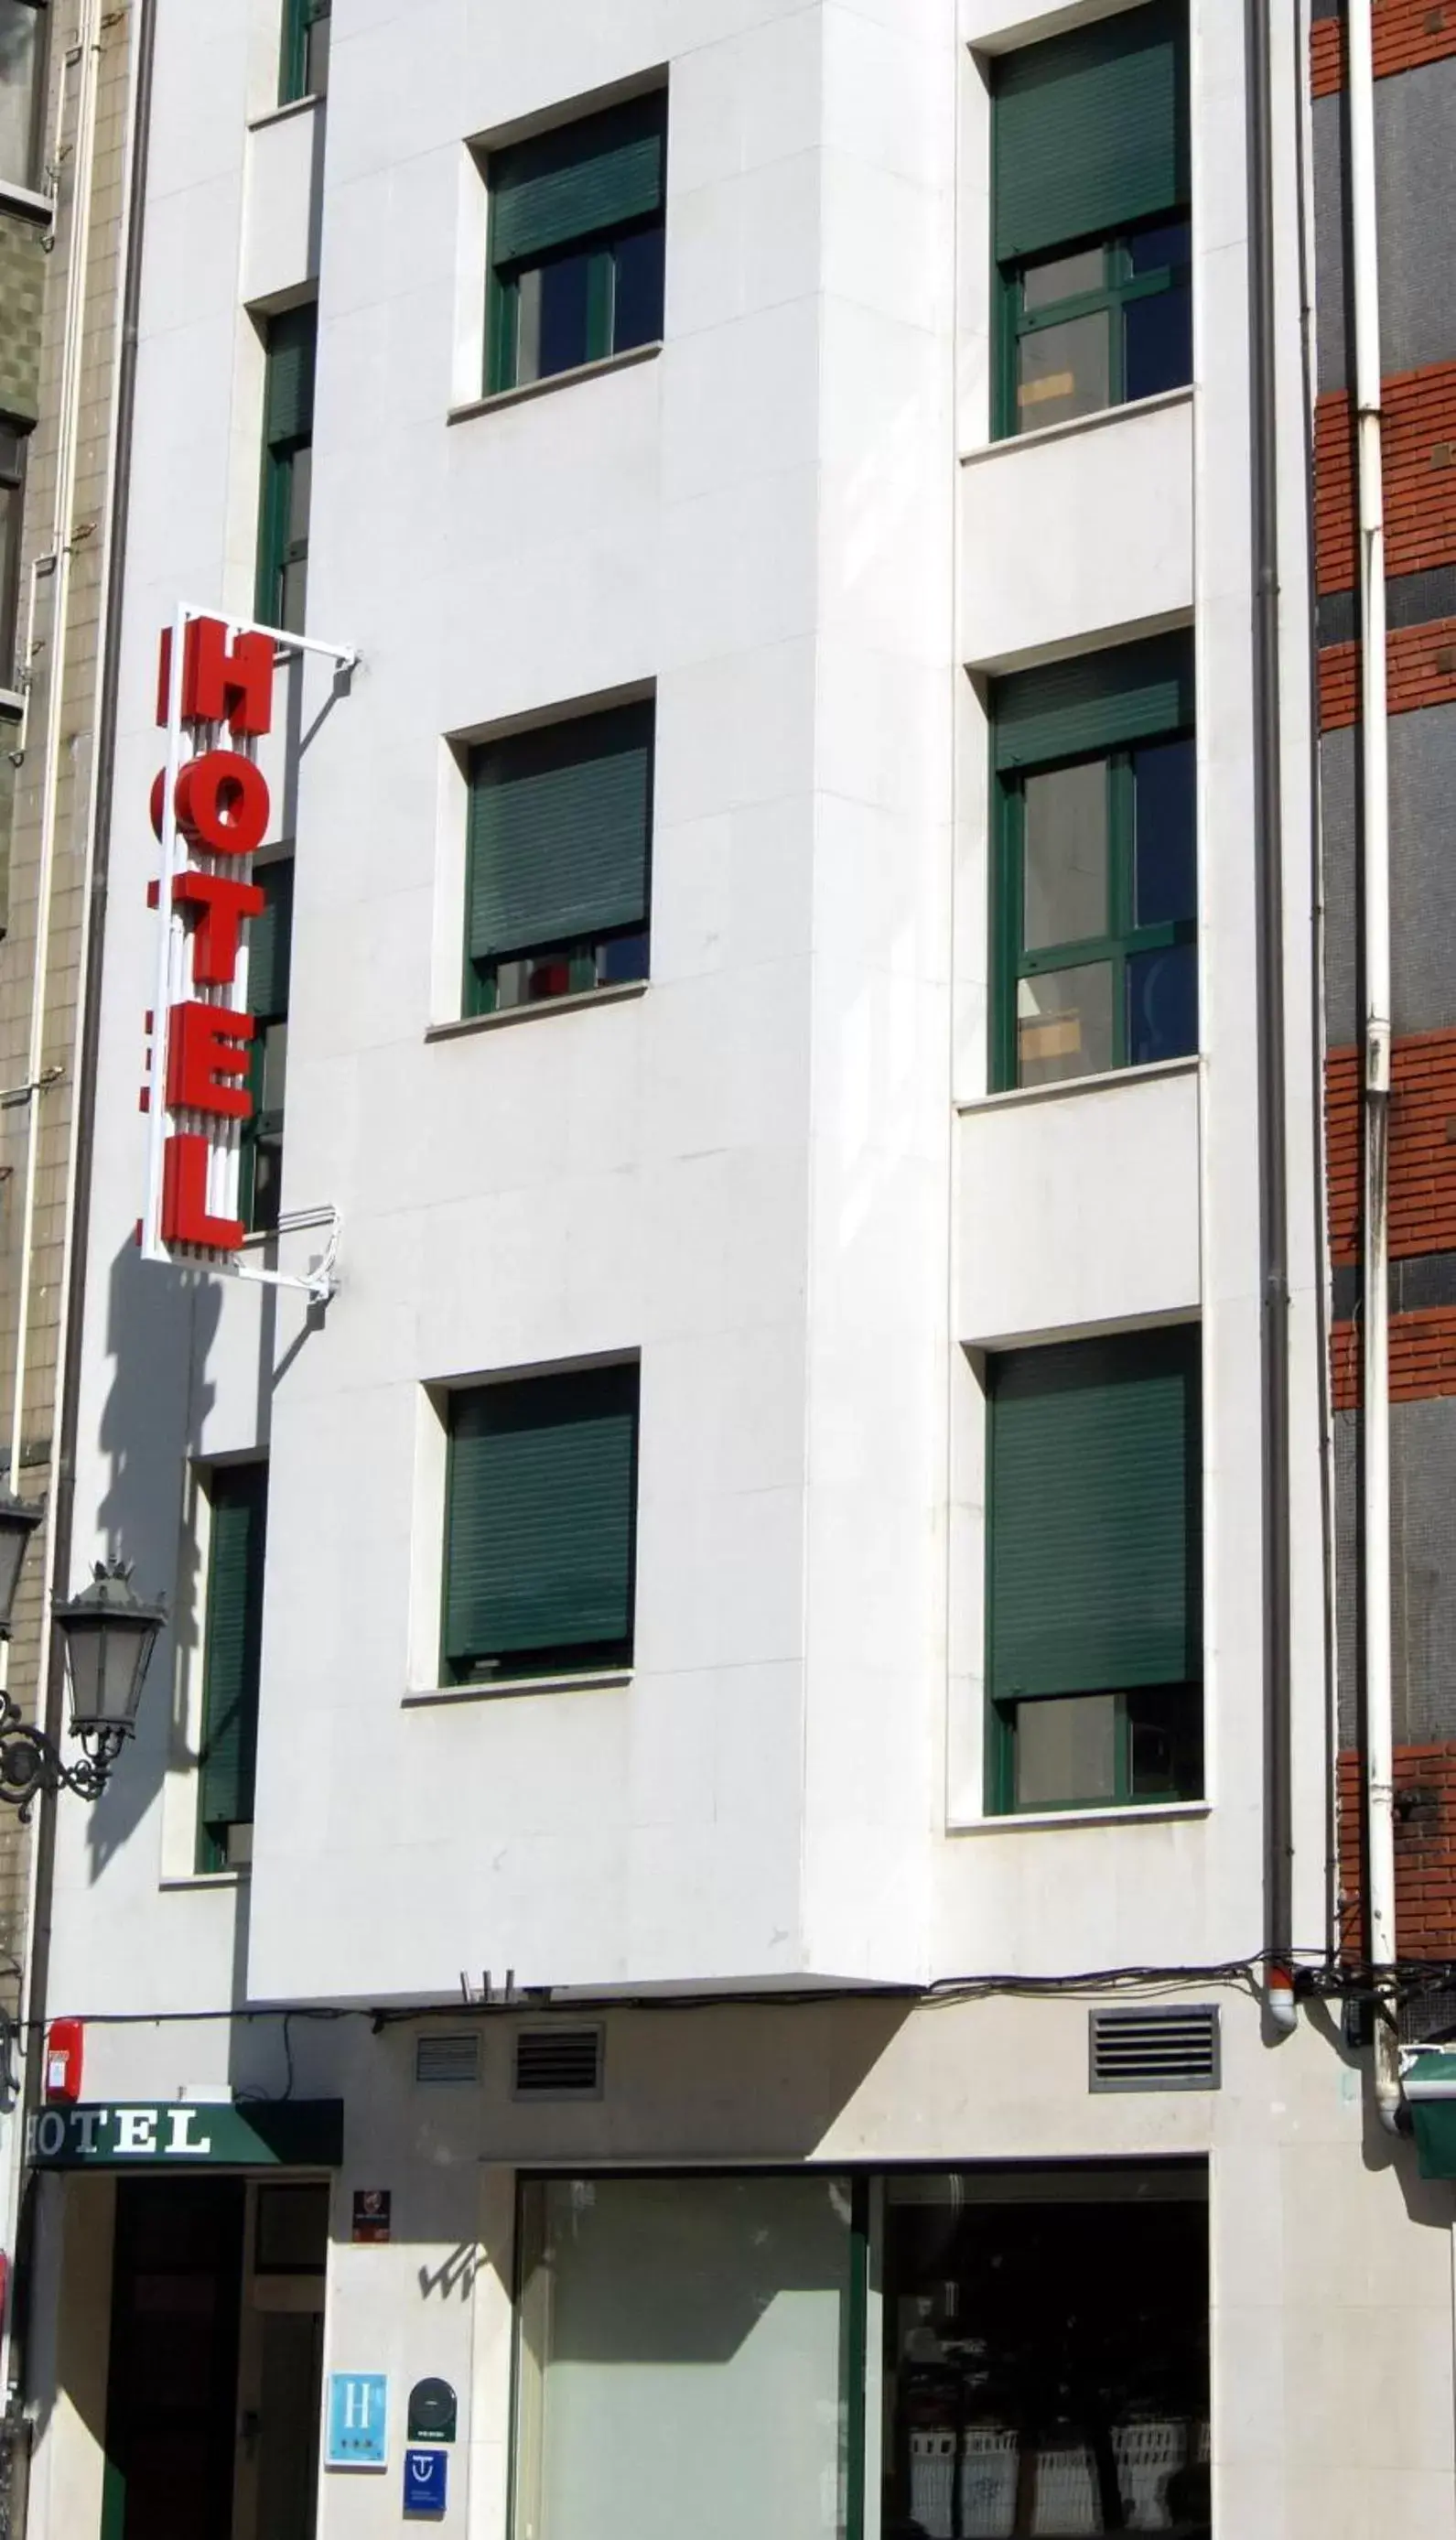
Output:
441,1362,639,1686
992,0,1191,439
197,1461,268,1872
464,697,653,1017
279,0,329,105
256,304,315,633
990,631,1197,1092
239,858,292,1236
985,1325,1203,1816
485,91,666,396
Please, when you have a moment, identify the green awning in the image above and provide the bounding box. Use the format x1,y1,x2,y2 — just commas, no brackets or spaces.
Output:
1403,2055,1456,2178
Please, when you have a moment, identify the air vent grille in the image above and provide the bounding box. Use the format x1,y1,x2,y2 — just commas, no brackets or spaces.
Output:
415,2032,480,2088
513,2026,603,2100
1089,2005,1219,2092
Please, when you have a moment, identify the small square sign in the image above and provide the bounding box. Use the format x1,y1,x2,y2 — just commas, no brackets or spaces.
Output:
325,2372,388,2470
351,2187,392,2244
404,2448,448,2517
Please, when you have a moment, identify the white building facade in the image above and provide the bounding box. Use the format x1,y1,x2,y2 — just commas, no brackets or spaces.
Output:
14,0,1455,2535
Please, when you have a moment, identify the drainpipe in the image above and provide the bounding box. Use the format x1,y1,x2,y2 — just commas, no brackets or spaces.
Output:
1246,0,1295,2018
1345,0,1401,2131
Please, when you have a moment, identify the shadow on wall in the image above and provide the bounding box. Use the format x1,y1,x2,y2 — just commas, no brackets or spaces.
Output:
83,1234,222,1883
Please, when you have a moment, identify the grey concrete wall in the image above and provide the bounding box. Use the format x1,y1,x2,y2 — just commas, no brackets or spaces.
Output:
1314,53,1456,393
1321,701,1456,1045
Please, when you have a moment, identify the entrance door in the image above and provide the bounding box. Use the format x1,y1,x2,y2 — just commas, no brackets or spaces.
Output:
103,2178,245,2540
231,2182,328,2540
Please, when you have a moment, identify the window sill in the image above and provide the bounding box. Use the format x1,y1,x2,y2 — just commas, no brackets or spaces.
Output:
960,381,1193,469
248,94,323,133
0,690,22,719
426,978,647,1043
158,1869,248,1890
956,1051,1199,1119
949,1800,1211,1835
404,1669,631,1708
448,339,662,426
0,176,52,225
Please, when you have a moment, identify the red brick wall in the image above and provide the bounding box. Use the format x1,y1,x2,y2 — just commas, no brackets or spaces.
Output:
1338,1743,1456,1958
1319,616,1456,730
1332,1304,1456,1408
1315,365,1456,597
1326,1030,1456,1264
1313,3,1456,101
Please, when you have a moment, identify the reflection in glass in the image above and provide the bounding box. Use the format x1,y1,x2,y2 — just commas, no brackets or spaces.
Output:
513,2174,852,2540
516,250,593,385
1022,760,1107,952
1127,1684,1203,1800
0,0,40,189
881,2170,1211,2538
1127,941,1198,1068
613,223,665,351
1015,1693,1116,1809
1017,963,1114,1087
1016,312,1109,431
1021,245,1105,311
1132,737,1196,926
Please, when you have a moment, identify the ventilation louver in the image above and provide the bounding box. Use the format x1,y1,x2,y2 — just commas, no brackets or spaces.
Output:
512,2026,603,2100
415,2032,481,2088
1089,2005,1220,2092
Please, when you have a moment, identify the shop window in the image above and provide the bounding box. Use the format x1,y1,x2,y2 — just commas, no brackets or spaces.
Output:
0,416,29,688
0,0,46,192
990,632,1196,1091
986,1325,1203,1814
512,2174,857,2540
485,91,666,395
197,1461,268,1872
256,304,315,633
993,1,1191,438
442,1362,639,1685
279,0,329,105
881,2165,1210,2536
464,698,653,1017
240,857,292,1235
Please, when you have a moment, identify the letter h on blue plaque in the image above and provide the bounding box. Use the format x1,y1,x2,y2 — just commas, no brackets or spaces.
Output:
325,2372,389,2470
404,2448,448,2516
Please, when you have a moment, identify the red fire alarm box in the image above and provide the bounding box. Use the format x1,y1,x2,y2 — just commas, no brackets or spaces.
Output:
45,2019,83,2105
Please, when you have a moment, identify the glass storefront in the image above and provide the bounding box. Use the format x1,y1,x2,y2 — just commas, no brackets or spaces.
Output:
512,2165,1209,2540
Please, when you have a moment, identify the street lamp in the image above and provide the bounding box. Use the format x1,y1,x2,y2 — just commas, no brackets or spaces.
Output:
0,1559,166,1819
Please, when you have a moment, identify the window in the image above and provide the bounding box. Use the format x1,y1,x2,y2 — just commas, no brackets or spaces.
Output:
881,2167,1210,2535
197,1461,268,1872
442,1362,639,1685
465,699,653,1016
513,2175,857,2540
993,1,1190,438
0,418,27,689
0,0,46,191
986,1326,1203,1813
256,304,315,633
991,632,1196,1090
240,858,292,1235
279,0,329,105
485,91,665,395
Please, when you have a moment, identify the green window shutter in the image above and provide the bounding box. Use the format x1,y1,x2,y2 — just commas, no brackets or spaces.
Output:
264,306,316,447
246,859,293,1022
989,1325,1202,1700
994,1,1189,265
199,1463,267,1832
993,632,1193,771
491,92,666,266
444,1366,638,1669
468,700,653,964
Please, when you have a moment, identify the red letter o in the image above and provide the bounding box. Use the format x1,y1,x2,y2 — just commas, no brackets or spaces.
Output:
173,751,270,857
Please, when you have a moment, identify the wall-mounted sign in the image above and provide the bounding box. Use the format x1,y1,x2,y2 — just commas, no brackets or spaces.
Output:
326,2372,389,2471
404,2448,448,2517
351,2186,391,2243
27,2097,344,2169
407,2378,458,2443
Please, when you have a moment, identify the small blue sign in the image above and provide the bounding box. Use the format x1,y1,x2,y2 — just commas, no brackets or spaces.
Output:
326,2372,389,2470
404,2448,448,2516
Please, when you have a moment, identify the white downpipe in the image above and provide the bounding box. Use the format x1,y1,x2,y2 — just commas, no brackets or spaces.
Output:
1347,0,1400,2133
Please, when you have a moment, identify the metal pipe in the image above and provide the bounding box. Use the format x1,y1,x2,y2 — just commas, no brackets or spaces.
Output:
1246,0,1294,1994
1344,0,1401,2133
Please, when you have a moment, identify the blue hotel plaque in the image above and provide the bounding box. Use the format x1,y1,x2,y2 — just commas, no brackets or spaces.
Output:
404,2448,448,2516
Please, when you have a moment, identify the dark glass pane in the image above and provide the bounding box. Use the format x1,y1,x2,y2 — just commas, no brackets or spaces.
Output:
1128,1683,1203,1800
612,221,664,352
279,550,307,634
1129,217,1192,276
1014,1693,1117,1810
286,441,312,549
599,928,649,983
517,249,592,384
1125,223,1192,404
1127,940,1198,1067
251,1139,284,1235
1132,736,1196,925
